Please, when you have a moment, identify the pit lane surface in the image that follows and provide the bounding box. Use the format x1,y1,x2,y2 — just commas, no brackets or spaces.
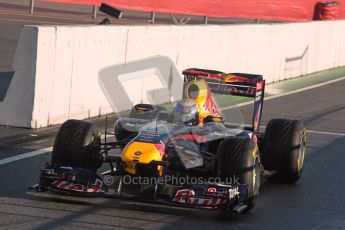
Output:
0,76,344,229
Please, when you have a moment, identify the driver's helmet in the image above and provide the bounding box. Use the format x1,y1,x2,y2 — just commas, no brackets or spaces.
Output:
173,100,199,126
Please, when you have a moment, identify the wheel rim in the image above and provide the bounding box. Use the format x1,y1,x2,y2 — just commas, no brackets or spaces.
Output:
297,129,306,176
252,155,260,195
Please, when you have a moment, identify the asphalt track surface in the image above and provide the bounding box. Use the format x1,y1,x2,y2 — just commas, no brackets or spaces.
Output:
0,76,344,229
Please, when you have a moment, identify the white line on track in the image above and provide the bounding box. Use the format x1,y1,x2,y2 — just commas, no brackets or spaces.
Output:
0,134,113,166
222,75,345,110
307,130,345,136
0,128,343,166
258,124,345,137
0,147,52,165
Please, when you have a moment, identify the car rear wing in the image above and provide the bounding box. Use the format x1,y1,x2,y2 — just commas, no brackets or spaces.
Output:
182,68,265,132
182,68,264,97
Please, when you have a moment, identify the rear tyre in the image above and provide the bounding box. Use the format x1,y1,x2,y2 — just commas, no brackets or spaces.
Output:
264,119,306,183
217,137,260,211
51,119,102,171
129,104,166,120
114,104,166,141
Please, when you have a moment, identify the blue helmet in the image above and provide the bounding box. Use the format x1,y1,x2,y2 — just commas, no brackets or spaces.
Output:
173,100,199,126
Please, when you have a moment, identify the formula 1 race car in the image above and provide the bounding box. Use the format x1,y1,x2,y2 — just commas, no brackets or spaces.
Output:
31,68,306,213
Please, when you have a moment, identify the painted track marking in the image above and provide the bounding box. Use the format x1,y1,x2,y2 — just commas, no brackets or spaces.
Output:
0,134,113,166
222,76,345,110
0,147,52,165
307,130,345,137
0,130,343,166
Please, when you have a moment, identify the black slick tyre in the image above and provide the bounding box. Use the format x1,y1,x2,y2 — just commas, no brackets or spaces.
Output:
264,119,306,183
51,119,102,171
217,137,260,211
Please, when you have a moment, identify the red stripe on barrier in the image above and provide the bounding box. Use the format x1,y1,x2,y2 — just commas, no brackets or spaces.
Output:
41,0,345,21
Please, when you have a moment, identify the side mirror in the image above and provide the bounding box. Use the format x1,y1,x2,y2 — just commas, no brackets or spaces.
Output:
156,111,170,122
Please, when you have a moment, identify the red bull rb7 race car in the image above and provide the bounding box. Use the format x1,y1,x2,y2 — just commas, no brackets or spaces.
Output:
31,68,306,214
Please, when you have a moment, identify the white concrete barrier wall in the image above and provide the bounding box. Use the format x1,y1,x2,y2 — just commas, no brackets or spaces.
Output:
0,27,38,128
1,21,345,128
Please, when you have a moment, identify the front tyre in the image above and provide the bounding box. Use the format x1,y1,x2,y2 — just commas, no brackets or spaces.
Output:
51,119,102,171
217,137,260,211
